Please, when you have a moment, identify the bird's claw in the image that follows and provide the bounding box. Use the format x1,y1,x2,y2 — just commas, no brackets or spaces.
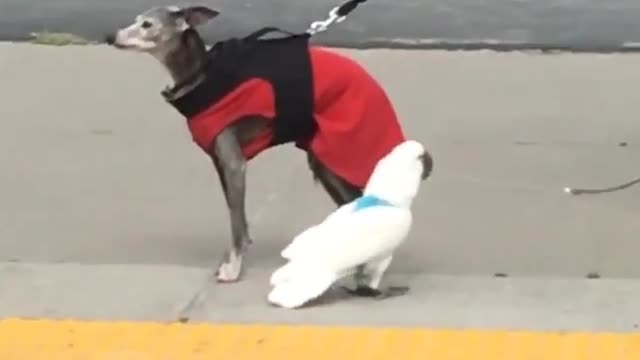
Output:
341,285,409,299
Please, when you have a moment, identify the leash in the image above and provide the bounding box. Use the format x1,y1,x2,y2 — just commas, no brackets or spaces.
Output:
564,175,640,195
240,0,368,41
307,0,368,35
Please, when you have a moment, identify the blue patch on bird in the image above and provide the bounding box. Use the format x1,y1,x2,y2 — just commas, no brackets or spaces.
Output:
352,195,393,212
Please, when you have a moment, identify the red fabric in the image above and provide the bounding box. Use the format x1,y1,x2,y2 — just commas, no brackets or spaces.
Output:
187,47,406,188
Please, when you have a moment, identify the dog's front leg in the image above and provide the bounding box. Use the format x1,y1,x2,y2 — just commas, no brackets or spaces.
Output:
209,128,252,283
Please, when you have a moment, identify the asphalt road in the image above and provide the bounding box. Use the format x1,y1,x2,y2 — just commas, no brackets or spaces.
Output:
2,0,640,50
0,44,639,331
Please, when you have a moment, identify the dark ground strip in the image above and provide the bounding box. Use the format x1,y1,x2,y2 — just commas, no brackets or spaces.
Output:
1,0,640,51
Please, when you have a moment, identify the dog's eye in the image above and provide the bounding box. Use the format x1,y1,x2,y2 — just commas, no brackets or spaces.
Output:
141,20,153,29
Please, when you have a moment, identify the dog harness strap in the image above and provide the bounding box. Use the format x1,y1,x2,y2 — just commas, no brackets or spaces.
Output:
243,27,300,41
239,27,315,146
165,26,316,147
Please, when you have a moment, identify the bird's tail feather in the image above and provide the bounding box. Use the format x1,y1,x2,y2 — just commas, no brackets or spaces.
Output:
270,261,300,286
267,270,337,309
281,225,322,260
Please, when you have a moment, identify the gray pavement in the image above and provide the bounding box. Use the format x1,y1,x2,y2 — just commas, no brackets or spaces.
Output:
1,43,640,331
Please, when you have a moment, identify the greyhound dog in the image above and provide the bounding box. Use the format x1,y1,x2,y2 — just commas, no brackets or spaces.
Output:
105,5,433,289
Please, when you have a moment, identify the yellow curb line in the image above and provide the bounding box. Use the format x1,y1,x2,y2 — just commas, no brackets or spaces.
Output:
0,318,639,360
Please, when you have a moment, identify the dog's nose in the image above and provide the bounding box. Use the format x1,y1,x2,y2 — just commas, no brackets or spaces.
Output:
104,33,116,45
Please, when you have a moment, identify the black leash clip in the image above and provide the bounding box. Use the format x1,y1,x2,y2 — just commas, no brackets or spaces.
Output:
307,0,367,35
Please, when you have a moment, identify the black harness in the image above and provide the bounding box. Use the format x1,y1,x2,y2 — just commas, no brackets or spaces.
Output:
165,27,316,147
164,0,369,146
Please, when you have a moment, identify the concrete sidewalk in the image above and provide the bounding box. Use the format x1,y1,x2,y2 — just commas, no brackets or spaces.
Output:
0,43,639,333
1,262,639,332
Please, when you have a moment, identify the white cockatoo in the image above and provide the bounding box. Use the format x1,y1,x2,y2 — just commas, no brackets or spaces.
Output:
267,139,431,309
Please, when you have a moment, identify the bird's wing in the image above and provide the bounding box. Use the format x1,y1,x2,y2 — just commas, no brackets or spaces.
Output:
322,201,357,223
284,206,412,273
280,201,357,260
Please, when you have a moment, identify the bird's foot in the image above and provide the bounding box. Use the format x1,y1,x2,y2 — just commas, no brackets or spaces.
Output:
341,285,409,299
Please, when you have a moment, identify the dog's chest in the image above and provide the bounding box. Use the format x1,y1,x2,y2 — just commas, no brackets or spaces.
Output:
165,31,317,154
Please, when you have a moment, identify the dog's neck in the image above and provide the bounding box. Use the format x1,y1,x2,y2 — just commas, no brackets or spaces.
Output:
158,29,208,99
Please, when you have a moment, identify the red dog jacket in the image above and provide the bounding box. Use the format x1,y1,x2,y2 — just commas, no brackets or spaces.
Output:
165,28,405,189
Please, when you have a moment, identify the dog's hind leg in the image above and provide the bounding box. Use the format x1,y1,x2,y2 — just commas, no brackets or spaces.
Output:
209,128,252,283
306,152,362,206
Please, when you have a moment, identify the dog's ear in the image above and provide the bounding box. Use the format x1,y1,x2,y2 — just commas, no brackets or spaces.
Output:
170,5,220,27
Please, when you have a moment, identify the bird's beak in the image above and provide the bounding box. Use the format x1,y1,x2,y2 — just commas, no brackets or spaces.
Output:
419,151,433,180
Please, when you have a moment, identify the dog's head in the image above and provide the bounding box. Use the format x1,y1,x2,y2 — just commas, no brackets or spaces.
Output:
105,5,219,56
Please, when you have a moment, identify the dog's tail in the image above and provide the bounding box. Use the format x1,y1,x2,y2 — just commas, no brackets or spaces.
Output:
564,175,640,195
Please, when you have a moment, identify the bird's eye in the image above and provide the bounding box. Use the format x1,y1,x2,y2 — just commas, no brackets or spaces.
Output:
141,20,153,29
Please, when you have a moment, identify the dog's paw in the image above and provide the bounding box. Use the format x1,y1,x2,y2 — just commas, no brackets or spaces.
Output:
215,251,243,283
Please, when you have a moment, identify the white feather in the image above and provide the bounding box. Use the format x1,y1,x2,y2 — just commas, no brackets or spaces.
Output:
268,206,412,308
267,268,337,309
267,140,426,309
281,206,411,267
280,202,356,261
